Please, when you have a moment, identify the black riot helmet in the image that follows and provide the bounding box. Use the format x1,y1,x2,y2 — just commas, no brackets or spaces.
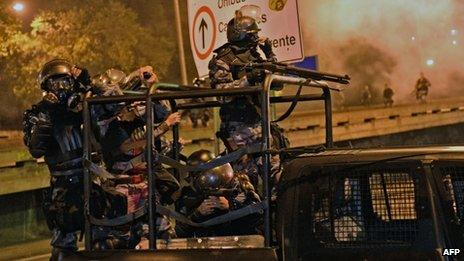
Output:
227,5,262,44
187,149,215,166
38,59,74,91
103,68,127,86
38,59,82,108
93,68,125,96
187,150,234,193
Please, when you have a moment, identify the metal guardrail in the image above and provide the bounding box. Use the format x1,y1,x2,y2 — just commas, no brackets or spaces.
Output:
82,74,335,251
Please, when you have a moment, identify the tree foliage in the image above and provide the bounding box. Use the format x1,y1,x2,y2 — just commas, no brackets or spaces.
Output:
1,0,179,128
0,3,30,128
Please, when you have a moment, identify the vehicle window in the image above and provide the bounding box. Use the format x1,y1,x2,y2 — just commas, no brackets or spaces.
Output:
369,172,417,220
311,177,365,243
306,167,420,248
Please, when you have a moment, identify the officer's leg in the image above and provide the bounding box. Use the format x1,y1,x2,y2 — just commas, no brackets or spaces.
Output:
201,109,211,127
48,178,82,260
151,167,178,239
51,229,78,249
50,229,77,260
189,110,199,128
153,164,181,204
92,225,135,250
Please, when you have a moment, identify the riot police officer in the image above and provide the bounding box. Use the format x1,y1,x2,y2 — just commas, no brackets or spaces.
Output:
208,5,287,187
415,72,431,103
383,83,394,107
176,150,261,238
92,66,181,248
361,85,372,107
23,59,92,259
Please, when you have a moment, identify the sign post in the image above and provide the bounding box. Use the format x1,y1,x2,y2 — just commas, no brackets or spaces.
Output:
187,0,304,77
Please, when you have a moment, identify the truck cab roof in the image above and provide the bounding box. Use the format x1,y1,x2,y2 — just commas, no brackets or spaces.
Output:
294,145,464,164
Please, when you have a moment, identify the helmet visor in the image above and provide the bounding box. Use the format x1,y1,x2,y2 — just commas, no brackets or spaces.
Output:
235,16,261,34
46,75,75,93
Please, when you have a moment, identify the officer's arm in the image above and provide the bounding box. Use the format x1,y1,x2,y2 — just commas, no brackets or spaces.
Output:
208,57,248,90
23,107,53,158
71,65,91,89
259,38,277,62
119,122,171,153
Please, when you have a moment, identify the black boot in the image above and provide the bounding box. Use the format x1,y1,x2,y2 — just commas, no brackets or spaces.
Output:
50,247,73,261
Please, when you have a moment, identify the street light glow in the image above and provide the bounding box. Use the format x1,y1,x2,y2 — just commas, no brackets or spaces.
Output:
12,2,24,12
451,29,458,35
426,59,434,66
411,36,415,41
453,40,457,45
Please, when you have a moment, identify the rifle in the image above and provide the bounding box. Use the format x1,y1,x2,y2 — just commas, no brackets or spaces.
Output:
231,61,351,85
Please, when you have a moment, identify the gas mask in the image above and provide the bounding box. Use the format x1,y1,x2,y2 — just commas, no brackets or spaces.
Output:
43,75,81,111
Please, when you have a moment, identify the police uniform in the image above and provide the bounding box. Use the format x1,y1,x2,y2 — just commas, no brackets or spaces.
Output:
383,86,394,107
23,59,92,255
175,150,261,237
208,10,287,187
416,76,431,92
92,68,180,248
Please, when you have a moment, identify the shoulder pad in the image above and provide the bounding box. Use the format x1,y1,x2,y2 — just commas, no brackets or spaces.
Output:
213,43,232,57
214,50,238,67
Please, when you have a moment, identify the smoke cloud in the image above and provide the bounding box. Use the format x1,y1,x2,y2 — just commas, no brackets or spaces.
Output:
299,0,464,105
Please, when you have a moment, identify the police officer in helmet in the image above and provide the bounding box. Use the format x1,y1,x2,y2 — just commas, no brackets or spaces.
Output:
208,5,287,188
177,150,232,230
225,6,276,61
23,59,94,259
176,150,261,237
37,59,91,112
91,65,181,248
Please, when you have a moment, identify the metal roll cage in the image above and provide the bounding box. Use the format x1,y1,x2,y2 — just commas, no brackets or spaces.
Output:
82,73,335,251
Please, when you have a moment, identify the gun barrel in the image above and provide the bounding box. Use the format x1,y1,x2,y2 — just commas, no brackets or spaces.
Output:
231,61,350,85
265,63,350,84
